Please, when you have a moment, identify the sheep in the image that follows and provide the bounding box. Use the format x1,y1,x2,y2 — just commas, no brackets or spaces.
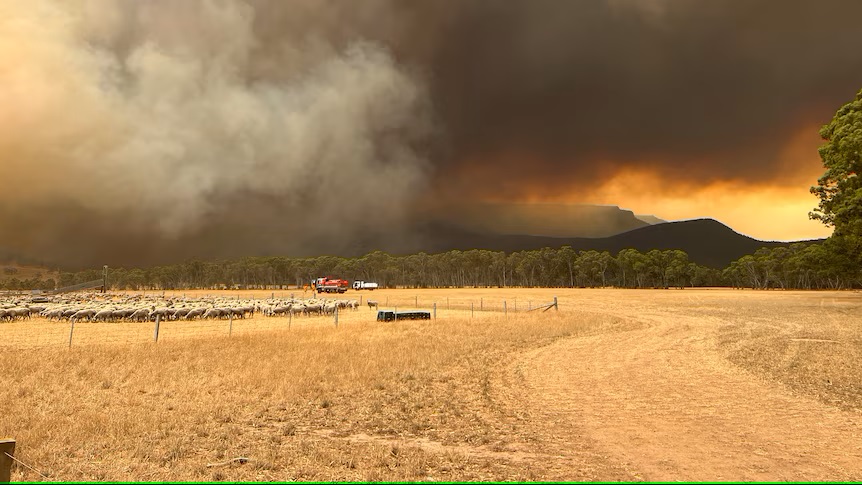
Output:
289,304,306,316
128,308,151,322
202,308,222,320
303,303,322,316
151,307,174,321
43,309,64,321
271,304,291,316
70,309,96,322
93,309,115,322
367,300,379,309
322,302,338,315
184,308,206,320
172,308,192,320
8,308,32,320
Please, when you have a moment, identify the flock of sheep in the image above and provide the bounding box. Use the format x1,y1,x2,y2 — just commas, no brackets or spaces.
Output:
0,292,365,323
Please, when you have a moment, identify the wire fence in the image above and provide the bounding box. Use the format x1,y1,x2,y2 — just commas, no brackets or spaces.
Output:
0,296,558,350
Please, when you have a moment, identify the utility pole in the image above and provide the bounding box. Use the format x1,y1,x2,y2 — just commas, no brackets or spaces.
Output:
102,265,108,293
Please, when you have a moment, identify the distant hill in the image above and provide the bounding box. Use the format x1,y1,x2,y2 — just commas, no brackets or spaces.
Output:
634,214,666,225
399,218,821,268
0,262,59,282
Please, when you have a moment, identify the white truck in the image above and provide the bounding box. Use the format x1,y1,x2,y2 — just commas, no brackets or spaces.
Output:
352,280,379,290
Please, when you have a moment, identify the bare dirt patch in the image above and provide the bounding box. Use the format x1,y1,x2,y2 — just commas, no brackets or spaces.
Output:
511,289,862,481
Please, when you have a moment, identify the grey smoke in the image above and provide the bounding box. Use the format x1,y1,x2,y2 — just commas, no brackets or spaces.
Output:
0,0,433,265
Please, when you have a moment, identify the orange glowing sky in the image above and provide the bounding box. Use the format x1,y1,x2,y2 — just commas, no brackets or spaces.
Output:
483,124,834,242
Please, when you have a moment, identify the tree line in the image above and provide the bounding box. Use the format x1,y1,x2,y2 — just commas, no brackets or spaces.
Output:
2,239,854,292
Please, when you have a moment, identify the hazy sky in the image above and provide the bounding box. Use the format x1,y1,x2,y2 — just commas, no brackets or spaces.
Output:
2,0,861,266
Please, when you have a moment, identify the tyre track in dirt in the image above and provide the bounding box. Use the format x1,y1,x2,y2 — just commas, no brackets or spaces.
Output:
512,310,862,481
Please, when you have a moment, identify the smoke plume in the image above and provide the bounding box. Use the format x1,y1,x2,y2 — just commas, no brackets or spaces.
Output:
0,0,434,266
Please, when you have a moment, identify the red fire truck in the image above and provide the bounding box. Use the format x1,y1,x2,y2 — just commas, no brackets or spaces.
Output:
312,277,350,294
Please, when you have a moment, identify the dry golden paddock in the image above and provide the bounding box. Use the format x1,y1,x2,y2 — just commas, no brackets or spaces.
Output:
2,288,862,481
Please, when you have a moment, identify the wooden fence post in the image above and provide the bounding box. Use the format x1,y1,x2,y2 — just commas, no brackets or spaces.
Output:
471,302,474,318
334,307,339,327
433,302,437,320
504,300,507,319
153,314,161,342
480,297,483,311
229,313,233,337
415,295,418,308
289,310,292,330
68,320,75,349
0,439,15,483
554,296,559,311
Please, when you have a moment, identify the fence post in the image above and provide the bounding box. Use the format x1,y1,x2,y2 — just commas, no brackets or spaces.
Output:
289,310,292,330
471,301,474,318
415,295,418,308
229,313,233,337
359,295,363,306
433,302,437,320
504,300,507,319
153,314,161,342
334,307,339,327
514,298,517,312
480,297,483,311
68,320,75,349
0,439,15,483
554,296,559,311
394,306,397,323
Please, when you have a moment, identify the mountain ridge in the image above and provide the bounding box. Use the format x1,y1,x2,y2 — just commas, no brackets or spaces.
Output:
396,218,822,268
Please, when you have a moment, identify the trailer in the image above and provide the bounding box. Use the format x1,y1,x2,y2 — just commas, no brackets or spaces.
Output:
376,310,431,322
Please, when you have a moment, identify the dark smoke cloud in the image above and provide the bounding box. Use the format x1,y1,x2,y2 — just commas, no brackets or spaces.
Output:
2,0,860,267
418,0,862,199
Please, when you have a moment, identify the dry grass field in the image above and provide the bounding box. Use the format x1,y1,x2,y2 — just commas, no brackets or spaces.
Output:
2,288,862,481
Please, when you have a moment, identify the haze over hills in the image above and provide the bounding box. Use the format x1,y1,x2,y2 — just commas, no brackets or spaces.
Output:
0,208,816,270
383,218,819,269
428,203,664,238
634,215,667,225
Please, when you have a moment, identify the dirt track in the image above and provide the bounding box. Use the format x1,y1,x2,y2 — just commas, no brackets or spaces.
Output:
510,291,862,481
